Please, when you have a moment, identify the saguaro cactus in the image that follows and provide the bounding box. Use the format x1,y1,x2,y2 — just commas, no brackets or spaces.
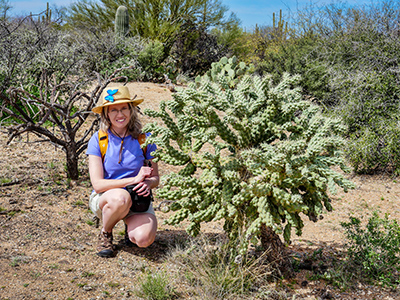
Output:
144,71,354,273
272,9,288,42
115,6,129,38
37,2,51,24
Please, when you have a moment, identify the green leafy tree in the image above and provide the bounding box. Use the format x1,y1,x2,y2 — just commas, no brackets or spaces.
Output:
144,72,354,273
66,0,237,56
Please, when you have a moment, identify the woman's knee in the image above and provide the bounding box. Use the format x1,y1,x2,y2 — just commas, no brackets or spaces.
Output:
101,190,130,212
127,215,157,248
129,231,155,248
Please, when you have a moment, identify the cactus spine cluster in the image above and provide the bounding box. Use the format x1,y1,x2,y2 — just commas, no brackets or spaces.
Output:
144,71,354,253
115,6,129,38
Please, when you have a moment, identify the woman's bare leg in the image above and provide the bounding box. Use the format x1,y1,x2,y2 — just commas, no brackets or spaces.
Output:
125,213,157,248
99,188,131,233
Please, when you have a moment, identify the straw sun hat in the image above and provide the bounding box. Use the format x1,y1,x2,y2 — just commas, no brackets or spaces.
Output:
92,86,144,114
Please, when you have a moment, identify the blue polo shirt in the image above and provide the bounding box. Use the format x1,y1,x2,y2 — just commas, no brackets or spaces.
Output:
86,130,157,180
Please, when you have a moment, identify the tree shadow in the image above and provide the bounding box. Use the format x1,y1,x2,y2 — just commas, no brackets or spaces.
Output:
288,239,348,275
116,229,226,262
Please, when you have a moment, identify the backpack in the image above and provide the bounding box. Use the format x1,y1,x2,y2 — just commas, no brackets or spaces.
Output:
98,130,148,162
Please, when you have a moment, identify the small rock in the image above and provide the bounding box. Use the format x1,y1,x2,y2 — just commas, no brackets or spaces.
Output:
58,260,70,264
321,288,334,299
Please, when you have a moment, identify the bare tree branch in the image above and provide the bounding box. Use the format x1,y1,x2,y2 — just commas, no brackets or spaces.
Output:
2,66,135,179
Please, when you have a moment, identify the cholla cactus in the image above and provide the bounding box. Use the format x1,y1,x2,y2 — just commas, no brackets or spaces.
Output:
144,73,354,255
196,56,254,88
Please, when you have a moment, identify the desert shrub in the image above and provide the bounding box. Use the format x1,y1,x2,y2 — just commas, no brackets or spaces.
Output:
144,71,354,256
239,10,290,65
282,0,400,174
345,117,400,175
135,270,176,300
171,20,228,77
330,70,400,174
0,12,148,88
238,10,332,103
0,14,149,124
66,0,238,59
96,34,145,80
0,16,121,89
340,212,400,287
168,234,277,299
136,40,174,82
0,16,81,122
0,16,63,89
71,29,127,75
211,15,247,61
256,36,331,105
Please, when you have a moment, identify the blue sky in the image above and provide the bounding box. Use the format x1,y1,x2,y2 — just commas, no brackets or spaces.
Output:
9,0,374,29
222,0,374,29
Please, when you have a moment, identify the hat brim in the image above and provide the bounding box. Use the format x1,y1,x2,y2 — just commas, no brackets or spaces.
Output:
92,98,144,114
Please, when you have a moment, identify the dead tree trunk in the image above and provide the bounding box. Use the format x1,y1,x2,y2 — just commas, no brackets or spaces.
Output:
260,224,293,277
65,142,79,180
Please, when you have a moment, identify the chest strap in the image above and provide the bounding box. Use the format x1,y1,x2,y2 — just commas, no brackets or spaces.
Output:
98,130,147,162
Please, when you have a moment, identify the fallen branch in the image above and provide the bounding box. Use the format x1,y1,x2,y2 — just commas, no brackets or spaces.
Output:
0,209,22,215
0,180,20,187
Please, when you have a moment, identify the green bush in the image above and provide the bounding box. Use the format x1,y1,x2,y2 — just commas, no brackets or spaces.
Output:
332,71,400,174
346,120,400,175
137,40,175,82
288,1,400,174
135,271,176,300
341,212,400,286
98,35,145,81
256,35,332,106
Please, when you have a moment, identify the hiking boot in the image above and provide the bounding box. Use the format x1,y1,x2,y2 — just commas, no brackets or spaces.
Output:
97,230,115,257
124,224,137,247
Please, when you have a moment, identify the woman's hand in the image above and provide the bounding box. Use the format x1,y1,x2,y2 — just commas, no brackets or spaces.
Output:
137,166,153,182
132,181,151,196
88,156,157,194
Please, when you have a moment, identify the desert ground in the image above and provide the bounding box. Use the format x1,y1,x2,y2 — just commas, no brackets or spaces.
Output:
1,82,399,299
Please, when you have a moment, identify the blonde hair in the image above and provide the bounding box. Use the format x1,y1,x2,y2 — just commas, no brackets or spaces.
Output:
99,103,143,138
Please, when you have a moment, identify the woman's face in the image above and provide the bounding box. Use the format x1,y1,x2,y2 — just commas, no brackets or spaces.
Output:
107,103,131,130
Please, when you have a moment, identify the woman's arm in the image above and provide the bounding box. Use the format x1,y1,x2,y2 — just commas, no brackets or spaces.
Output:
88,155,153,193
